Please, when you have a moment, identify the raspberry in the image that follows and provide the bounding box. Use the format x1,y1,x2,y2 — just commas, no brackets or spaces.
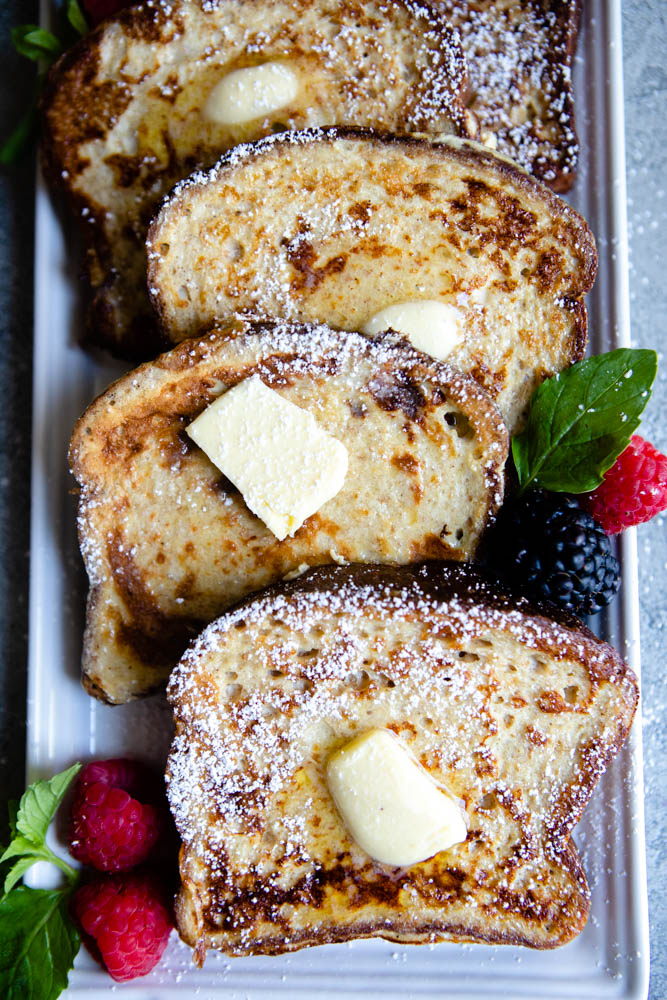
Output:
82,0,134,25
68,759,164,872
581,435,667,535
73,872,173,982
486,491,620,616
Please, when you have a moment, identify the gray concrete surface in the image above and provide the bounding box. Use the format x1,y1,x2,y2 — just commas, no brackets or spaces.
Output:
0,0,664,995
622,4,667,998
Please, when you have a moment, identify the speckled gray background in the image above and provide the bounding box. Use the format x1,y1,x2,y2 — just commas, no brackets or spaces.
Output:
0,1,664,995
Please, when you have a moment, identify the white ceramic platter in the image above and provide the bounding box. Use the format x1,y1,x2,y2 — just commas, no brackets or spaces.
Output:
26,0,650,996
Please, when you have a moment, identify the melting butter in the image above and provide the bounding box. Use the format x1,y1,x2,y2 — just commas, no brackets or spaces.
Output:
203,62,299,126
187,375,348,540
362,300,463,361
326,728,467,867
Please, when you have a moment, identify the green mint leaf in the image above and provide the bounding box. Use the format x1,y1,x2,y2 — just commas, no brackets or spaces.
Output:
0,837,47,864
16,765,81,848
6,802,19,841
0,839,75,892
513,348,657,494
0,101,38,166
66,0,88,37
11,25,62,61
0,887,80,1000
3,859,38,895
11,25,62,62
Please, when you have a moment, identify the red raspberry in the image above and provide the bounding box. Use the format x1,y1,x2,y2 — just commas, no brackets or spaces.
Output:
82,0,135,26
68,759,164,872
582,435,667,534
73,872,173,982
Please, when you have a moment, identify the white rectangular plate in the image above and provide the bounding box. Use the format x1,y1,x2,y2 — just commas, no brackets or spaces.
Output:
26,0,649,996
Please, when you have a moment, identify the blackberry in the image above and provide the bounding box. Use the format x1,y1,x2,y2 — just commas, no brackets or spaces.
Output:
486,491,620,616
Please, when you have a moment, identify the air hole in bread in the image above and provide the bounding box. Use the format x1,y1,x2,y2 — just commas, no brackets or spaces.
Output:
346,670,371,691
261,705,278,719
507,665,517,673
225,683,243,701
531,656,548,673
377,673,396,688
226,239,244,261
159,242,169,255
444,411,474,439
479,792,497,810
295,678,313,693
297,648,320,659
178,285,191,303
347,398,367,418
564,685,579,704
269,669,284,678
504,714,515,727
476,639,493,648
226,670,238,680
234,621,246,630
467,246,481,258
458,651,479,662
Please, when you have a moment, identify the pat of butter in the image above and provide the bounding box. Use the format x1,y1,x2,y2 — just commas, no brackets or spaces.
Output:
326,729,467,867
186,376,348,540
203,62,299,126
362,300,463,362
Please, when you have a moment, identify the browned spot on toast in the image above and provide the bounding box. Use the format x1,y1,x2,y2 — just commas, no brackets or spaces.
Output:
368,370,426,422
282,225,348,292
391,452,423,502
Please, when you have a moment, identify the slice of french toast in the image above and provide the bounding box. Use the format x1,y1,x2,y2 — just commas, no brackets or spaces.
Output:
436,0,582,192
40,0,472,360
165,562,638,958
147,128,597,433
69,318,507,704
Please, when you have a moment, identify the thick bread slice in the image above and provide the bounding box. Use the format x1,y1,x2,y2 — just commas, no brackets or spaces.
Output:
436,0,581,192
40,0,472,360
70,318,507,704
147,128,597,433
165,562,638,958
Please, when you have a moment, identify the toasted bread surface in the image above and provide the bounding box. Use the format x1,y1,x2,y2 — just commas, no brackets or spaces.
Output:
147,128,596,433
70,318,507,703
165,562,638,957
41,0,471,359
436,0,581,192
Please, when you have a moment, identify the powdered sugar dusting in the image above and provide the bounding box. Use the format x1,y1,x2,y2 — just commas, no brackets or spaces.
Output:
165,565,636,951
438,1,579,186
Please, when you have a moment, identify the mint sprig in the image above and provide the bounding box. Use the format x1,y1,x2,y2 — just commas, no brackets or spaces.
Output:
1,2,89,166
1,763,81,892
512,348,658,495
11,25,63,61
0,765,82,1000
0,888,80,1000
67,0,89,37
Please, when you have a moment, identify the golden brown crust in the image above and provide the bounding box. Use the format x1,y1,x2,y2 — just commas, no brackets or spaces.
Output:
435,0,582,192
40,0,471,359
165,562,637,957
70,319,508,703
147,128,597,432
